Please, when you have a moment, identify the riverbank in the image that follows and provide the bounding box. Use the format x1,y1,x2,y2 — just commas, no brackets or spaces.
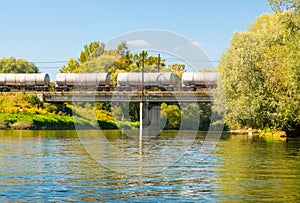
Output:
0,113,141,130
229,128,289,138
0,114,296,139
0,113,89,130
0,93,140,130
0,93,298,137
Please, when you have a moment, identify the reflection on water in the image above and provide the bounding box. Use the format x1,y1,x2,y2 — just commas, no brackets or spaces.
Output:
215,135,300,201
0,130,299,202
77,130,207,176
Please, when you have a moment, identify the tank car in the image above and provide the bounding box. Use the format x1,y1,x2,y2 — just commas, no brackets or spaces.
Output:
55,73,110,91
182,72,219,90
117,72,174,91
0,73,50,92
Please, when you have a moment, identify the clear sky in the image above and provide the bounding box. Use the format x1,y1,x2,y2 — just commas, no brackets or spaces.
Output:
0,0,272,76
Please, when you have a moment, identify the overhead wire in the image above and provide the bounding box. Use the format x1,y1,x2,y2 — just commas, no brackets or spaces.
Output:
33,61,68,64
32,57,219,69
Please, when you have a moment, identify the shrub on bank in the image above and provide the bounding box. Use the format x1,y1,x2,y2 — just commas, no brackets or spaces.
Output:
9,120,33,130
0,93,138,130
0,113,94,130
116,121,140,129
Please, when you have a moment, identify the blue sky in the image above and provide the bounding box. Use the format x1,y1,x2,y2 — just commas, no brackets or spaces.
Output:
0,0,272,76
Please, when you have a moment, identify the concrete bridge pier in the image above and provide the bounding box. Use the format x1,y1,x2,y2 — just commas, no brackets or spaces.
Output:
142,103,161,130
142,103,150,128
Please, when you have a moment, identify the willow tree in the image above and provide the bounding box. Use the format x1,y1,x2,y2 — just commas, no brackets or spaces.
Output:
218,10,300,135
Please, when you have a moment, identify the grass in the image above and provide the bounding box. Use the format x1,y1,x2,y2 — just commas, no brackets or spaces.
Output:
0,113,94,130
0,93,123,130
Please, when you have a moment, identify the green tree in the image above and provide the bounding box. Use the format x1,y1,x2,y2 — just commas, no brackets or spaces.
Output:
167,63,186,86
80,55,118,73
218,10,300,135
59,41,132,85
129,52,166,72
79,41,105,64
0,57,39,73
168,63,185,77
60,41,105,73
161,103,181,129
59,58,80,73
267,0,300,12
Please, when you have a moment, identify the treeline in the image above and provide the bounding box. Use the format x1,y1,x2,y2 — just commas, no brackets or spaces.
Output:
0,42,211,130
1,0,299,134
57,41,211,130
218,0,300,136
0,57,38,73
59,41,185,85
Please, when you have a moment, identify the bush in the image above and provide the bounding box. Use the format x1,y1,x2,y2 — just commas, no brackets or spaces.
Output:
0,118,7,129
97,120,118,129
116,121,139,129
44,103,57,113
23,94,43,107
9,120,33,130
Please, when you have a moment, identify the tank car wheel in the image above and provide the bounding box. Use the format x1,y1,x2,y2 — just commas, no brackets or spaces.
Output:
117,86,124,91
63,86,70,91
168,85,174,91
159,86,167,91
4,87,10,92
35,86,42,91
96,86,104,91
182,86,189,91
104,85,110,91
190,85,197,91
125,86,131,91
43,86,50,92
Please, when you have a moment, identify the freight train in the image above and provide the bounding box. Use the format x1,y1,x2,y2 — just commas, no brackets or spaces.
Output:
55,73,111,91
117,72,175,91
0,73,50,92
182,72,219,90
0,72,219,92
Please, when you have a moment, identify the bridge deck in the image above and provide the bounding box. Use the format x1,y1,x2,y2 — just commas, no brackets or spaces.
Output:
43,90,213,103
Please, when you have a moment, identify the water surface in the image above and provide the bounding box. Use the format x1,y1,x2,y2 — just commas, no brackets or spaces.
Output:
0,130,299,202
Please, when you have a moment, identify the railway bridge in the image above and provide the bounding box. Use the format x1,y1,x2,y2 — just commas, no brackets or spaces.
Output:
41,90,214,130
43,91,212,103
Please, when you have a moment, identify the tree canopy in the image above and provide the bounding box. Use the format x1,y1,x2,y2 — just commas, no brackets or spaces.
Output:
218,10,300,135
59,41,187,85
267,0,300,12
0,57,39,73
58,41,190,127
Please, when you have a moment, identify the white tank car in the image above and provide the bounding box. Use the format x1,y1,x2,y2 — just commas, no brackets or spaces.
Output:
117,72,174,91
0,73,50,92
55,73,110,91
182,72,219,90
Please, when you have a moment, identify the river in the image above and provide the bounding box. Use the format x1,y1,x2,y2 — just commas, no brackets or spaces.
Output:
0,130,299,202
